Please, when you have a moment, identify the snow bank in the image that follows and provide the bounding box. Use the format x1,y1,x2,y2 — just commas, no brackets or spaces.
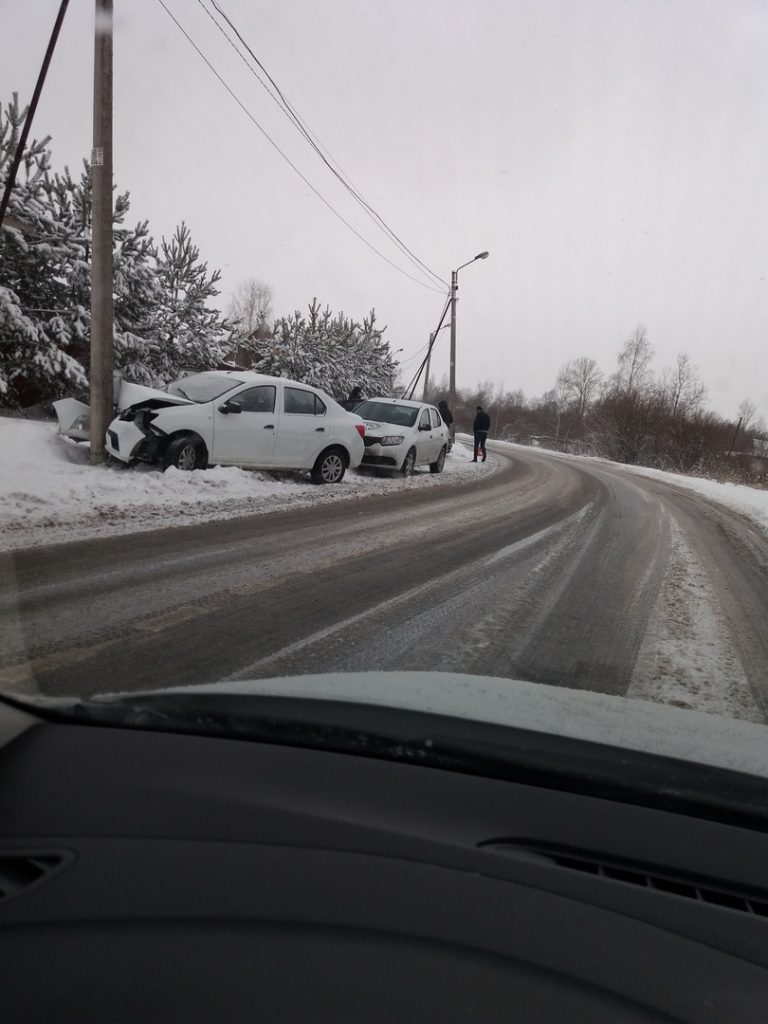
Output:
491,438,768,536
0,419,492,551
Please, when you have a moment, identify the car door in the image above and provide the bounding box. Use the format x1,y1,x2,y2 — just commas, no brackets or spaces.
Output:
272,386,329,468
429,408,446,457
211,385,278,465
415,407,436,464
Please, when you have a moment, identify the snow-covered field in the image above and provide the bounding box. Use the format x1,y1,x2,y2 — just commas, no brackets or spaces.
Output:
0,418,492,551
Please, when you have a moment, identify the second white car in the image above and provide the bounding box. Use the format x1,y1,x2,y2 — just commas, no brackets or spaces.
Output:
354,398,449,476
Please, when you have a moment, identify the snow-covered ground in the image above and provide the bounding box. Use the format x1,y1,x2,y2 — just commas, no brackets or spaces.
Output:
0,418,492,551
620,461,768,534
493,439,768,536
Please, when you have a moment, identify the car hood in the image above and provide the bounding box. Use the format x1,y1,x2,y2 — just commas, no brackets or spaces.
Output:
362,420,406,432
53,380,193,440
117,380,193,411
94,671,768,781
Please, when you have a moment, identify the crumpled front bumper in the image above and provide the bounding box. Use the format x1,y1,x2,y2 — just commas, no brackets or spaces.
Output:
105,418,151,463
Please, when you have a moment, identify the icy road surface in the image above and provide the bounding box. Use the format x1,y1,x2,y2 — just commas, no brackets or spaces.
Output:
2,438,768,725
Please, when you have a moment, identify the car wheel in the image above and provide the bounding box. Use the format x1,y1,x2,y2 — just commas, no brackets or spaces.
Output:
400,448,417,477
430,446,447,474
311,448,347,484
164,435,207,472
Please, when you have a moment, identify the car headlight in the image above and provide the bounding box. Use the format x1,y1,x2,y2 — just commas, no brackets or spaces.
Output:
378,435,405,446
72,414,90,431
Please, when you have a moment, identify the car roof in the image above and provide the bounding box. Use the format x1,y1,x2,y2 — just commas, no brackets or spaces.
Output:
198,370,330,393
361,396,429,409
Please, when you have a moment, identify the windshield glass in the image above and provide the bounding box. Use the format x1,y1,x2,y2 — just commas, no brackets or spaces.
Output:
2,1,768,793
356,401,419,428
167,374,245,403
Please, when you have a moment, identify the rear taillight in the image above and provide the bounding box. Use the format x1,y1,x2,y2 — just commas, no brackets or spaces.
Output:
355,423,366,438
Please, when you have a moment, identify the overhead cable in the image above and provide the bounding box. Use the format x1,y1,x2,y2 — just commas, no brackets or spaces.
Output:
202,0,448,291
156,0,445,294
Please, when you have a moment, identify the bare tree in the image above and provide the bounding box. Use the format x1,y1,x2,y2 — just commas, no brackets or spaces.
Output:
559,355,602,419
227,277,273,365
613,325,653,399
738,398,757,433
663,353,707,420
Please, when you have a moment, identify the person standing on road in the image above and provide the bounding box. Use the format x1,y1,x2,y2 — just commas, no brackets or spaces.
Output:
438,400,455,450
473,406,491,462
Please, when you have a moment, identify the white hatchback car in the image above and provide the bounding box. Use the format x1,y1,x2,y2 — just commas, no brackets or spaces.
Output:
354,398,449,475
103,371,365,483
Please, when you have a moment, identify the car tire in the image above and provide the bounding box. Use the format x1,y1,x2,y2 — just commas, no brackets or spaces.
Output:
400,448,417,477
311,447,347,484
430,446,447,474
163,434,208,472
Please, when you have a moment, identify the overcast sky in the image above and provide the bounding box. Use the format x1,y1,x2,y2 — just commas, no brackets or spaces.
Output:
4,0,768,418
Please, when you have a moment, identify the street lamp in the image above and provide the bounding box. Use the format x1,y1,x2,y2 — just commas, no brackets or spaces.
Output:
449,251,489,413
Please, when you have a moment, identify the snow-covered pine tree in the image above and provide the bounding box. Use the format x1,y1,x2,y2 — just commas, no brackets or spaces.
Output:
257,298,398,399
1,95,167,403
146,222,228,381
0,94,88,406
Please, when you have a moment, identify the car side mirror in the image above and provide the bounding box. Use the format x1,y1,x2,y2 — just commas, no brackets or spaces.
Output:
218,402,241,414
420,423,431,431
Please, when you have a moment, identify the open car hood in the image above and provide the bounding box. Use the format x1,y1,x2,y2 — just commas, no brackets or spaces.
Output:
116,380,193,410
53,380,193,439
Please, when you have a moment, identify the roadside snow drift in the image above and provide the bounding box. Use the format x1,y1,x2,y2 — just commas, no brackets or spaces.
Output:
0,418,492,551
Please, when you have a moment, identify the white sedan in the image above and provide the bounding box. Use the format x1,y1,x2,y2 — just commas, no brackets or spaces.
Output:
354,398,449,475
102,371,365,483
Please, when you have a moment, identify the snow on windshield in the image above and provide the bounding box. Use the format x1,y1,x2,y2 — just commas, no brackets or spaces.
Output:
167,374,245,403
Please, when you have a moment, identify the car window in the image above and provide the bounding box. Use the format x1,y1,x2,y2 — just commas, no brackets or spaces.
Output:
429,409,441,429
354,401,419,427
227,386,276,414
419,410,431,430
285,387,324,415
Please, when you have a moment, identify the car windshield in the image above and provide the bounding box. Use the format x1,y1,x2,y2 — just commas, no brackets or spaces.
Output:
2,1,768,804
167,373,245,403
355,401,419,428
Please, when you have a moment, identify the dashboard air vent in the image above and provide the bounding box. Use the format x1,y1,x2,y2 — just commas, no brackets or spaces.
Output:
482,841,768,919
0,851,72,903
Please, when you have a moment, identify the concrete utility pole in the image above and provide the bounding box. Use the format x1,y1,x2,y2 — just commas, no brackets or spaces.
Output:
448,271,458,413
90,0,114,465
448,251,489,415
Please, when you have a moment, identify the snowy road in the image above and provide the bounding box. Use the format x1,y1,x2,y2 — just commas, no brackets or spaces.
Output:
2,441,768,722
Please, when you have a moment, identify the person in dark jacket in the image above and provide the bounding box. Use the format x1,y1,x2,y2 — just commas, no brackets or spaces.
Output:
347,385,363,404
473,406,491,462
438,399,455,452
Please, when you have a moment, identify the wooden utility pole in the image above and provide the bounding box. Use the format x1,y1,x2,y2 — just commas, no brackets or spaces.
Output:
421,332,435,402
90,0,114,465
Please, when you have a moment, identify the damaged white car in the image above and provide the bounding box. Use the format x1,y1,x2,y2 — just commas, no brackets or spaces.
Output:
55,371,366,484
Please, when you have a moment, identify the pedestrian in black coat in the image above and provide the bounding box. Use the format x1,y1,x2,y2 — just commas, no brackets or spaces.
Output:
473,406,491,462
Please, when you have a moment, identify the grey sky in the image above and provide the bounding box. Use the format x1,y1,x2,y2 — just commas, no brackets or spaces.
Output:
4,0,768,418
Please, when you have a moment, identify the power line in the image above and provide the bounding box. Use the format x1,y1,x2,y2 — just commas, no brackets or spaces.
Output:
156,0,445,295
201,0,448,291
